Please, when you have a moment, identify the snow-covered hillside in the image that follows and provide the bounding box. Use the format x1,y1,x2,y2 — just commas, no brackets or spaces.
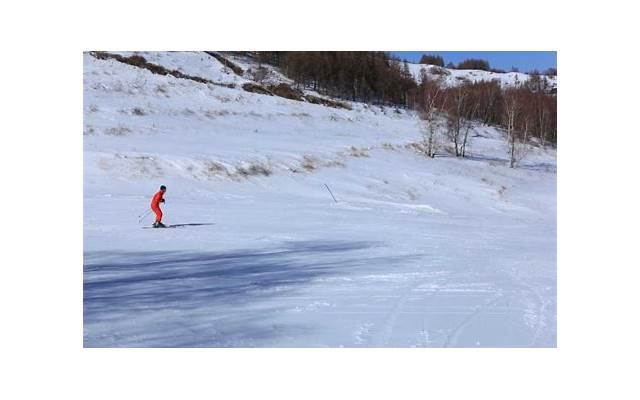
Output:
83,51,556,347
110,51,249,86
402,61,557,89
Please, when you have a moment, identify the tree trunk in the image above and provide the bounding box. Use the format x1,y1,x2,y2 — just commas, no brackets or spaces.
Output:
509,113,516,168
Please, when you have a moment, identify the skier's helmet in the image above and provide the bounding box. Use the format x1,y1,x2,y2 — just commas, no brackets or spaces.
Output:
160,185,166,191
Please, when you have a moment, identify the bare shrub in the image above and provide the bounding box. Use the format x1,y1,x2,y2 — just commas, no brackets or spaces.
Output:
126,55,149,68
270,83,304,101
293,155,345,174
290,112,311,118
242,82,273,95
349,146,370,158
120,107,148,116
381,143,396,150
104,126,132,136
405,141,427,154
132,107,147,116
301,155,317,171
203,161,229,177
204,109,231,118
303,94,351,110
235,162,272,178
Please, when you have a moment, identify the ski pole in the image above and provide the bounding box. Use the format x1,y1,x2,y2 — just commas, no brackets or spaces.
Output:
137,208,152,224
324,183,338,203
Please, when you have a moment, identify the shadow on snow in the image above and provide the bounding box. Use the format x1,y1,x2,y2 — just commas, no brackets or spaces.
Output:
83,240,420,347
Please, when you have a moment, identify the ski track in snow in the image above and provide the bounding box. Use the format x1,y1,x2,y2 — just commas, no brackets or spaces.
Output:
372,275,447,347
442,291,503,348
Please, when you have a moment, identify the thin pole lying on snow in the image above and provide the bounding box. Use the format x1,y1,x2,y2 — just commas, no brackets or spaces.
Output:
324,183,338,203
137,208,152,224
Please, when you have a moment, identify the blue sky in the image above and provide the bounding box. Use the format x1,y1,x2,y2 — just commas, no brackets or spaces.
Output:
390,51,556,72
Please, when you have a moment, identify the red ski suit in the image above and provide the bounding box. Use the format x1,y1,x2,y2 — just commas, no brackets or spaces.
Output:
150,190,165,223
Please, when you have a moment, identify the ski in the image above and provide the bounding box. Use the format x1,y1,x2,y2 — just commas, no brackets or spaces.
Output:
142,223,215,229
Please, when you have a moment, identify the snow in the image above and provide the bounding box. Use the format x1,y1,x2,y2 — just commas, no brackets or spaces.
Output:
225,53,296,86
84,52,556,347
401,61,557,89
110,51,248,86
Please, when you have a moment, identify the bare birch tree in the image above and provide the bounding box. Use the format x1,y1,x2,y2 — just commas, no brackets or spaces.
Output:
503,89,523,168
418,70,445,158
445,84,476,157
460,102,478,158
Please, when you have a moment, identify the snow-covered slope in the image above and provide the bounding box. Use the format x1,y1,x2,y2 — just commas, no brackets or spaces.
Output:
402,61,557,89
83,52,556,347
110,51,248,86
225,52,295,86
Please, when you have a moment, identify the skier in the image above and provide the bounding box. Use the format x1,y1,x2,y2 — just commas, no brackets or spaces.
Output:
150,185,167,228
